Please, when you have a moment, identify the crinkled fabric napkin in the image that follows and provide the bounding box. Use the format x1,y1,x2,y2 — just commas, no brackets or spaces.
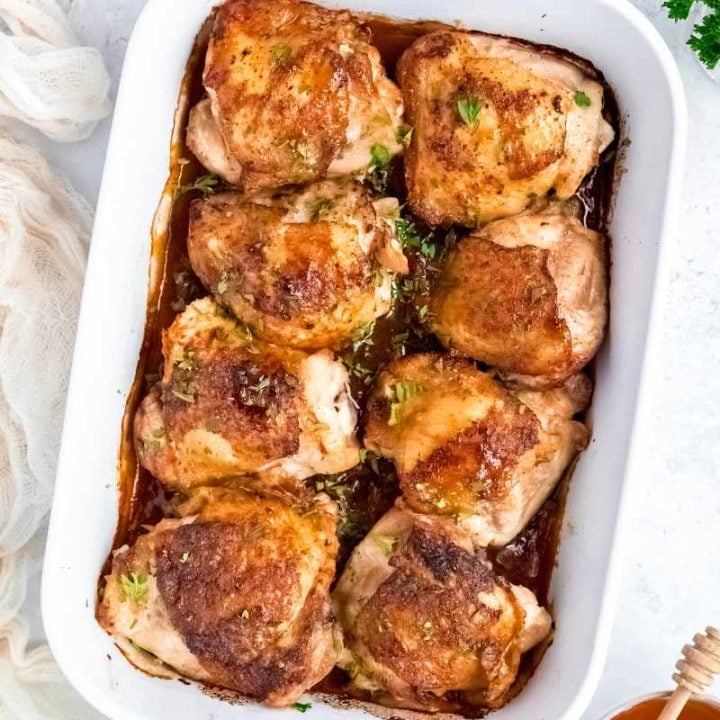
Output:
0,1,111,718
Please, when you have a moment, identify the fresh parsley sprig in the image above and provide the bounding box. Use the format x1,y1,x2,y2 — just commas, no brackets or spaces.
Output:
664,0,720,69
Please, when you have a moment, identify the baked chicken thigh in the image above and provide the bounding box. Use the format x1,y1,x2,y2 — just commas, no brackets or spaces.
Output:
188,180,405,351
188,0,404,194
98,487,341,706
134,297,359,493
363,354,589,546
428,213,608,387
333,506,551,711
397,31,615,226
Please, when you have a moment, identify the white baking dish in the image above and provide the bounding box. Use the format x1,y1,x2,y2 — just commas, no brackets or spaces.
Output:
41,1,686,719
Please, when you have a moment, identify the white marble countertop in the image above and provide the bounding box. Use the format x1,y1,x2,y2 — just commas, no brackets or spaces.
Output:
29,0,720,717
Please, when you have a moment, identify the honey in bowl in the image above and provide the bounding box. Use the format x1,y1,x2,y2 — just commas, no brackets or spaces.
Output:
610,696,720,720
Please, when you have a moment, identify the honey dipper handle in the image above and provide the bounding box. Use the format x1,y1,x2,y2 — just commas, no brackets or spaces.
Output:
656,687,692,720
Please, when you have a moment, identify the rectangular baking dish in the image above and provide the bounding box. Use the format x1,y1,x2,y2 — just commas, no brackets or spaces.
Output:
41,1,686,719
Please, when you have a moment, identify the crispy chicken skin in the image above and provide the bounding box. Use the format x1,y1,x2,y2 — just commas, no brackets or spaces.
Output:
188,180,406,351
429,213,608,387
397,31,615,226
134,297,359,492
98,487,341,707
187,0,404,193
363,354,590,546
333,506,551,711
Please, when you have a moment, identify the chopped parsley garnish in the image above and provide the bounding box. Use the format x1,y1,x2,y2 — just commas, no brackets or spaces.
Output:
664,1,720,68
270,43,292,65
180,552,190,564
308,197,334,222
120,573,148,604
367,143,391,192
396,123,413,146
251,375,270,392
216,270,231,295
179,173,219,196
418,304,430,320
664,0,694,18
388,380,422,426
457,94,481,127
573,90,592,107
351,322,375,352
374,535,397,556
171,388,194,403
293,702,312,713
177,349,199,372
395,217,437,259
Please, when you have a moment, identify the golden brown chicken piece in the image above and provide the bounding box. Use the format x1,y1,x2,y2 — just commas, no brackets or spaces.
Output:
363,354,589,546
333,505,551,711
134,297,359,493
397,31,615,226
187,0,404,194
428,213,608,387
188,180,406,351
98,487,341,707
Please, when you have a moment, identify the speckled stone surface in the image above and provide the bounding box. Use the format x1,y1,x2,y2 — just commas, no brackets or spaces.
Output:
27,1,720,717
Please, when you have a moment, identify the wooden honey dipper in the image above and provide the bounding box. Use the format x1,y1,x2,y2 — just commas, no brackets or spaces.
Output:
657,627,720,720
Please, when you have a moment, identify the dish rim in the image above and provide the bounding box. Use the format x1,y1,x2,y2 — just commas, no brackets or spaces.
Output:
41,1,688,719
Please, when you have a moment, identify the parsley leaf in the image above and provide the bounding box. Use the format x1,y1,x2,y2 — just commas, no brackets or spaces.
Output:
179,173,219,196
688,9,720,68
395,218,436,259
396,123,413,146
388,380,422,426
457,95,481,126
367,143,391,192
664,0,720,69
573,90,592,107
120,573,148,604
663,0,694,19
293,702,312,713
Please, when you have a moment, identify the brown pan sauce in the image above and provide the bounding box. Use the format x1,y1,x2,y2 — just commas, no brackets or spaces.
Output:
108,8,620,716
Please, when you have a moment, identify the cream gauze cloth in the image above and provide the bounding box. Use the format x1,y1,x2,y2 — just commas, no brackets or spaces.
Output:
0,1,111,718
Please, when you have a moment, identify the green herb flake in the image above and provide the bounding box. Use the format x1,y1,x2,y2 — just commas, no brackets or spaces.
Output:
293,702,312,713
396,123,413,146
180,173,219,196
370,143,391,167
457,95,481,127
374,535,397,556
395,218,436,259
688,10,720,69
573,90,592,107
120,572,148,604
178,349,199,372
171,388,195,403
351,322,375,353
388,380,422,426
251,375,270,392
217,271,231,295
663,0,694,20
270,43,293,65
180,551,190,564
418,304,429,320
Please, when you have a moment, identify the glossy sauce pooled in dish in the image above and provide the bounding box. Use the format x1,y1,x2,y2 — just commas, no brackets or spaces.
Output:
101,0,618,715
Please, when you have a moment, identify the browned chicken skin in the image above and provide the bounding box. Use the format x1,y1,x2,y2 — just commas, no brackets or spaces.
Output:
187,0,404,194
333,505,551,711
397,31,615,226
134,297,359,493
363,354,589,546
98,487,341,707
428,212,608,387
187,180,406,351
